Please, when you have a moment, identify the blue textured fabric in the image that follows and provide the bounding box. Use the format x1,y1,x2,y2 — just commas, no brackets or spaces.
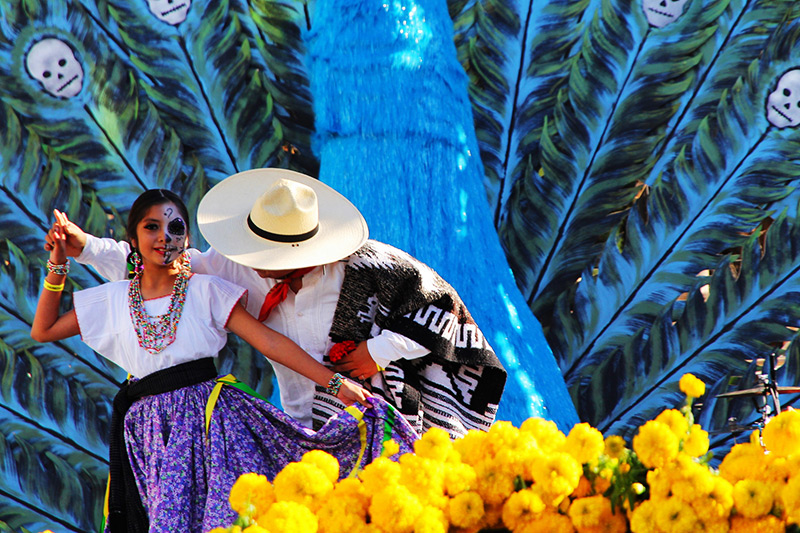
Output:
305,0,578,431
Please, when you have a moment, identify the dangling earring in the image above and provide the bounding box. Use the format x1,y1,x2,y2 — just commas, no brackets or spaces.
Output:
180,250,191,273
126,249,143,279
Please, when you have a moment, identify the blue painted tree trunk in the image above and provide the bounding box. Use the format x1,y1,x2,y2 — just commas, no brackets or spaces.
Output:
305,0,578,431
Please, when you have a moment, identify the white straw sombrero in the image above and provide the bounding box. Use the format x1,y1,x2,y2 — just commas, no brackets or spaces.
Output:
197,168,368,270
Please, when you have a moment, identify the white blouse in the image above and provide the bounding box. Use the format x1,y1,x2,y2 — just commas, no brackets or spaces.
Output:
73,274,246,378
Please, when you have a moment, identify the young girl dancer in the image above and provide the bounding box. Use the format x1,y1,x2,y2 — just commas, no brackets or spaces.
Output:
31,190,416,533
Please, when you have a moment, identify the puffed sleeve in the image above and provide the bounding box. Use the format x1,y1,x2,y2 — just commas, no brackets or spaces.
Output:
201,275,248,330
72,283,126,360
75,235,131,282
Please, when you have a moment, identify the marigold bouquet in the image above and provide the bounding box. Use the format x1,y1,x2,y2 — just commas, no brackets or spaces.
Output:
162,375,800,532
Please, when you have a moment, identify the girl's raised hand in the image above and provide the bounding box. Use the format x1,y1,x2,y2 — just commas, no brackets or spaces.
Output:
44,209,87,257
48,210,69,265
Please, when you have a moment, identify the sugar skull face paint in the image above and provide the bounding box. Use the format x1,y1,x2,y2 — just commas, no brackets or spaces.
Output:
132,203,189,267
162,206,187,264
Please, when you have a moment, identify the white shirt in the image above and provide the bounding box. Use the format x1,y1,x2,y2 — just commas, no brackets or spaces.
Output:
73,274,245,378
77,235,428,427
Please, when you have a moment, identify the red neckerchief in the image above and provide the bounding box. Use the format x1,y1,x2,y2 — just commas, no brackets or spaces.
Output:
257,267,316,322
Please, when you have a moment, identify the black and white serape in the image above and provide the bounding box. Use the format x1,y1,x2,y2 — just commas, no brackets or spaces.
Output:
311,241,507,438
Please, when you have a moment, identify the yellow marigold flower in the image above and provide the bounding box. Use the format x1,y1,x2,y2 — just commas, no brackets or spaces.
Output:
654,496,699,532
520,417,567,453
567,495,606,528
591,506,627,533
302,450,340,484
369,485,423,533
646,465,678,501
478,502,504,531
633,420,679,469
414,506,447,533
691,475,733,521
243,526,269,533
781,475,800,517
671,458,715,503
381,439,400,458
762,409,800,457
229,472,275,518
501,488,545,531
760,455,791,488
414,427,453,462
732,479,773,518
484,421,524,462
654,409,690,439
696,518,730,533
729,514,784,533
452,429,489,466
331,478,369,513
443,462,477,496
679,373,706,398
718,443,767,484
494,433,542,479
273,462,333,510
316,498,373,533
604,435,627,460
528,509,574,533
259,500,317,532
629,500,659,533
449,490,485,529
399,454,447,509
565,423,605,465
473,459,517,506
358,456,401,495
530,452,582,506
569,495,628,533
492,447,523,478
682,424,709,458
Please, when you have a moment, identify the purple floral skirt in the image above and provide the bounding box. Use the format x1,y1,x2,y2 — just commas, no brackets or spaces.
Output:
113,378,418,532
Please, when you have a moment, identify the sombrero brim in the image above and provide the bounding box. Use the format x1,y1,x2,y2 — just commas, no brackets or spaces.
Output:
197,168,368,270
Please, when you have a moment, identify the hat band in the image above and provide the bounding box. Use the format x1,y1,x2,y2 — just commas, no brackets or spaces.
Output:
247,214,320,243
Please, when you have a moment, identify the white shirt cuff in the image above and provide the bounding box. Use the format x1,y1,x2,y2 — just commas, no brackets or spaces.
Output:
367,331,429,369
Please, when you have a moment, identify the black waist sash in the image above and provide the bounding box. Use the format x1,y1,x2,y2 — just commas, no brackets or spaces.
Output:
107,357,217,533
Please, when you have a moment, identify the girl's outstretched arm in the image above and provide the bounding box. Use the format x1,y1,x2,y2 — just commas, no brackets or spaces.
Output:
226,304,373,408
31,210,80,343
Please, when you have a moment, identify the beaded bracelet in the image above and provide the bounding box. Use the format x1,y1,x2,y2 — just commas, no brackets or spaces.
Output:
326,373,346,396
46,259,70,276
43,280,65,292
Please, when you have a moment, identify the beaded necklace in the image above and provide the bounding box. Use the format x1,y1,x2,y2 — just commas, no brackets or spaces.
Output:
128,252,191,355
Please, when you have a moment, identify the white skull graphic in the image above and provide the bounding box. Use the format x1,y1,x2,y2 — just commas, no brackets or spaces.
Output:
642,0,690,28
148,0,191,25
25,38,84,98
767,69,800,129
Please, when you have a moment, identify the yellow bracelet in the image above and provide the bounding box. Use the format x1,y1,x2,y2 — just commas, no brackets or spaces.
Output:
43,280,65,292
